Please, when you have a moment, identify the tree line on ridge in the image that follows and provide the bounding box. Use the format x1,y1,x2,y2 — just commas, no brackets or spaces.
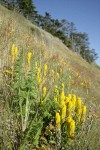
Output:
0,0,98,63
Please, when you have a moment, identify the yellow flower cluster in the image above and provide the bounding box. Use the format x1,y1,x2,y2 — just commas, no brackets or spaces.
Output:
11,44,18,65
37,67,41,84
55,83,87,138
36,63,48,84
27,52,32,71
56,112,61,129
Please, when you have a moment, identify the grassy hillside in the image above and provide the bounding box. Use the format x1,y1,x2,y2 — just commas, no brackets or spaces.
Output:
0,4,100,150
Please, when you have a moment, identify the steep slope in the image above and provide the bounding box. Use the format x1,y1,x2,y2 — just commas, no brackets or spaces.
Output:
0,4,100,102
0,4,100,149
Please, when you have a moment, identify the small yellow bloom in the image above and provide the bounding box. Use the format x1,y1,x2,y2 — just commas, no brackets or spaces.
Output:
42,86,46,97
72,94,76,108
65,97,70,105
11,44,19,64
82,106,86,115
69,120,75,137
56,112,61,129
68,94,72,100
27,52,32,65
61,100,65,108
56,72,59,78
77,98,82,108
67,101,73,110
37,76,41,83
62,104,66,122
66,116,72,123
44,64,47,71
5,70,13,75
60,91,65,101
12,44,15,52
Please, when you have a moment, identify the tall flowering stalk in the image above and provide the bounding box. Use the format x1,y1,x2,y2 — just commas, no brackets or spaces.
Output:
27,52,32,71
81,106,87,122
67,116,75,138
60,91,65,101
72,94,76,109
11,44,18,67
56,112,61,129
75,98,82,122
42,86,46,98
69,119,75,137
67,101,73,117
37,67,41,84
61,103,66,123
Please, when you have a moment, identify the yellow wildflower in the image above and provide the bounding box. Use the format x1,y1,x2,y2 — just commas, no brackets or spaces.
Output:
60,91,65,101
67,101,73,116
56,72,59,78
56,112,61,129
42,86,46,97
67,101,73,110
77,98,82,108
15,47,18,59
61,100,65,108
62,104,66,122
81,106,86,122
37,76,41,83
68,94,72,100
11,44,17,64
69,120,75,137
27,52,32,65
44,64,47,72
12,44,15,52
72,94,76,108
65,97,70,104
5,70,13,75
66,116,72,123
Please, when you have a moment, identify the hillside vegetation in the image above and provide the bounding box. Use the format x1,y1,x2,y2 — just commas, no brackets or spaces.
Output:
0,4,100,150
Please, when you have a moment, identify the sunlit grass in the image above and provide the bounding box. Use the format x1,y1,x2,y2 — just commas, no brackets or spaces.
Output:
0,4,100,150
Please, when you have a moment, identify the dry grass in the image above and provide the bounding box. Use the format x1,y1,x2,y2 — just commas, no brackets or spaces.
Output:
0,4,100,149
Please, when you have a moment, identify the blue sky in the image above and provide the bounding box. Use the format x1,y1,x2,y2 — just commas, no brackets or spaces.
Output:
33,0,100,65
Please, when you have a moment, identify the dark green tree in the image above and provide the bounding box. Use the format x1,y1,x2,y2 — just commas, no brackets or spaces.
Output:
17,0,36,20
